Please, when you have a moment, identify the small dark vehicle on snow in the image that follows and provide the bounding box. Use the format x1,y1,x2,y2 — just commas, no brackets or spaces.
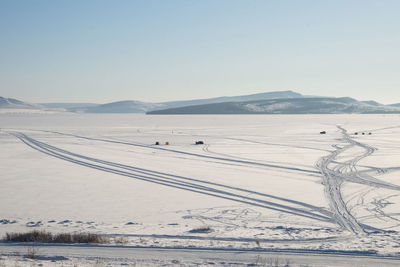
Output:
320,131,326,134
195,141,204,145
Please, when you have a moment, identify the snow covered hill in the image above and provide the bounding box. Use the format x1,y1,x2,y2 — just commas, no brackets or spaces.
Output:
0,96,56,114
78,100,164,113
70,90,306,113
389,103,400,107
148,97,400,114
3,92,400,114
0,96,41,109
4,91,306,114
161,90,304,109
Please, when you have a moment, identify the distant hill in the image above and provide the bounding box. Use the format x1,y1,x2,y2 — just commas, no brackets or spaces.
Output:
60,90,306,113
82,90,305,113
0,96,41,109
148,97,400,114
161,90,303,109
80,100,164,113
361,100,381,106
3,91,400,114
389,103,400,107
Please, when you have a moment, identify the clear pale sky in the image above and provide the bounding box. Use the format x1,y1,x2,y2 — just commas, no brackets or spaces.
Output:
1,0,399,104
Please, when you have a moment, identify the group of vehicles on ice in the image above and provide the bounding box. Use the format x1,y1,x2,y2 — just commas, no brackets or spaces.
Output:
319,131,372,135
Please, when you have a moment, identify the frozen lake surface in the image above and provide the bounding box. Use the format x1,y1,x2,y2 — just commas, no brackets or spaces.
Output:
1,113,400,265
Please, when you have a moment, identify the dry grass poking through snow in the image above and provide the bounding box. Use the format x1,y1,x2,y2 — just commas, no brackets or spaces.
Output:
189,226,213,233
113,236,129,245
3,230,107,244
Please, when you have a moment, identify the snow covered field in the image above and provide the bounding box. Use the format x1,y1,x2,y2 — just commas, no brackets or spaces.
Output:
1,113,400,265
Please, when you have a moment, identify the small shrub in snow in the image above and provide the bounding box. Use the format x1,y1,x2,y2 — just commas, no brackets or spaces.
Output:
26,246,39,259
114,236,129,245
189,226,213,233
5,230,51,242
4,230,107,244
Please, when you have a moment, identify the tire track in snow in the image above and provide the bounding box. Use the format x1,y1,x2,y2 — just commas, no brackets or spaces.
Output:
9,131,333,223
315,126,397,235
201,143,313,171
24,129,320,175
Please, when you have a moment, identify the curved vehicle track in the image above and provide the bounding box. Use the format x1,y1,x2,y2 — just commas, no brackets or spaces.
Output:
316,126,400,235
9,131,333,223
21,129,320,175
7,127,400,236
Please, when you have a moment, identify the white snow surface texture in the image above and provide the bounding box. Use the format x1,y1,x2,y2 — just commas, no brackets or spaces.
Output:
1,114,400,256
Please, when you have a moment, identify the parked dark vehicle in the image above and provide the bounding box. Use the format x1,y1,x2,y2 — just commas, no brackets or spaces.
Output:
195,141,204,145
320,131,326,134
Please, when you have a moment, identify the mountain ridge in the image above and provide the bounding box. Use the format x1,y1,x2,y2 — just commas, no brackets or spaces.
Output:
1,91,400,114
147,97,400,115
34,90,306,113
0,96,41,109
